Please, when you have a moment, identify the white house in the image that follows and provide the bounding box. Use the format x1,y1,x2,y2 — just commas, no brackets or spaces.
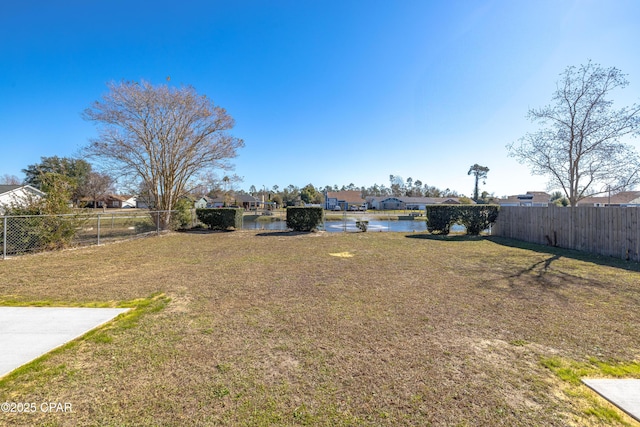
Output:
497,191,551,207
0,185,46,214
576,191,640,207
121,195,137,208
194,196,215,209
366,196,469,210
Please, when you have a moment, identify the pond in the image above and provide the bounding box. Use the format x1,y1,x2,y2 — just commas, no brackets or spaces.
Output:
242,218,466,233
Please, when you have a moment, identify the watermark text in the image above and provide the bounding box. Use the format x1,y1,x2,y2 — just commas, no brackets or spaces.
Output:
1,402,72,413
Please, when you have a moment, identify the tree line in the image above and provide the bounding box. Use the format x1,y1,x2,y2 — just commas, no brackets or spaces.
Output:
2,157,487,209
239,177,479,208
4,59,639,225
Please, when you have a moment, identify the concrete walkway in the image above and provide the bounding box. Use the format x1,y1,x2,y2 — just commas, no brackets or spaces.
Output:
582,378,640,422
0,307,129,378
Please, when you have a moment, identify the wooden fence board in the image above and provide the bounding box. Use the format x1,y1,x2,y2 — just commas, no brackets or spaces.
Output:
493,206,640,262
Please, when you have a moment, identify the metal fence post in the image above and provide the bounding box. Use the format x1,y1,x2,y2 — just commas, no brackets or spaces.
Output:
2,216,6,260
97,214,101,245
157,211,160,235
343,210,347,232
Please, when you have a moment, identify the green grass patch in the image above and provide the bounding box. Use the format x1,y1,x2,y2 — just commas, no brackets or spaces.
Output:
0,298,120,307
0,293,169,389
541,356,640,426
542,356,640,383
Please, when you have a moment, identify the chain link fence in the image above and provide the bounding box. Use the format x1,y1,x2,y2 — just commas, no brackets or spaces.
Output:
1,209,442,259
0,210,191,259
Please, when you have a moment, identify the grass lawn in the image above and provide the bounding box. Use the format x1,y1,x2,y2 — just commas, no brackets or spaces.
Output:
0,231,639,426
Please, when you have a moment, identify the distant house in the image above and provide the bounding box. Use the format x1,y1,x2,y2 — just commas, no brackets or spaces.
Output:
104,195,127,208
80,194,130,209
136,200,150,209
576,191,640,207
369,196,404,210
194,196,215,209
497,191,551,207
0,185,46,214
366,196,470,210
133,194,194,210
324,191,366,210
121,195,137,208
202,194,260,210
233,194,260,210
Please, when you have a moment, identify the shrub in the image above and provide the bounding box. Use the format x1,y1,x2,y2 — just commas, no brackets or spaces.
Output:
2,214,63,254
459,205,500,235
170,199,194,230
196,208,242,230
425,205,458,235
1,210,80,254
1,173,86,254
425,205,500,236
286,207,323,232
356,220,368,232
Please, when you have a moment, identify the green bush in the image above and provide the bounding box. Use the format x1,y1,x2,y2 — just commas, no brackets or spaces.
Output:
286,207,323,232
356,220,368,232
2,209,84,254
196,208,242,230
1,173,86,254
425,205,500,236
425,205,458,235
459,205,500,235
170,199,194,230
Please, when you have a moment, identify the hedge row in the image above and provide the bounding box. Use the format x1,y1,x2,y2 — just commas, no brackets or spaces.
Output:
196,208,242,230
286,207,323,231
425,205,500,235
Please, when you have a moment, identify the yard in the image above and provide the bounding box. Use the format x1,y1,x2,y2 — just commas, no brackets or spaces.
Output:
0,231,639,426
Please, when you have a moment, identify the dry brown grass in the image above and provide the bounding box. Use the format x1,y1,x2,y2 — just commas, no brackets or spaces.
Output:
0,231,639,426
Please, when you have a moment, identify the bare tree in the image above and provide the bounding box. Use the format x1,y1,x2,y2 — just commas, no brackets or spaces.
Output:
413,179,423,197
389,175,405,196
78,172,114,208
198,171,243,197
508,61,640,206
83,80,244,227
0,174,22,185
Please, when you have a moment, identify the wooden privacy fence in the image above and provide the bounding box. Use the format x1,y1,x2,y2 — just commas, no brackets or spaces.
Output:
492,206,640,262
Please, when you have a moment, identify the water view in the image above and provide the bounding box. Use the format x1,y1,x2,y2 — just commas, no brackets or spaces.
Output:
242,218,465,233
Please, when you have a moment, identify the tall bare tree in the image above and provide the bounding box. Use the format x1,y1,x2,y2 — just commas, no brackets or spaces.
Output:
389,174,405,196
508,61,640,206
83,80,244,227
468,164,489,202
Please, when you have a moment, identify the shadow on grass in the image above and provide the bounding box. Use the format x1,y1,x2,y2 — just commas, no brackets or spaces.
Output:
255,231,317,237
404,233,484,242
504,253,573,291
407,233,637,294
488,236,640,273
406,233,640,272
178,228,236,234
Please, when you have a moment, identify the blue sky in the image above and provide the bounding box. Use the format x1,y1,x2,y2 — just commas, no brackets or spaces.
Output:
2,0,639,197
